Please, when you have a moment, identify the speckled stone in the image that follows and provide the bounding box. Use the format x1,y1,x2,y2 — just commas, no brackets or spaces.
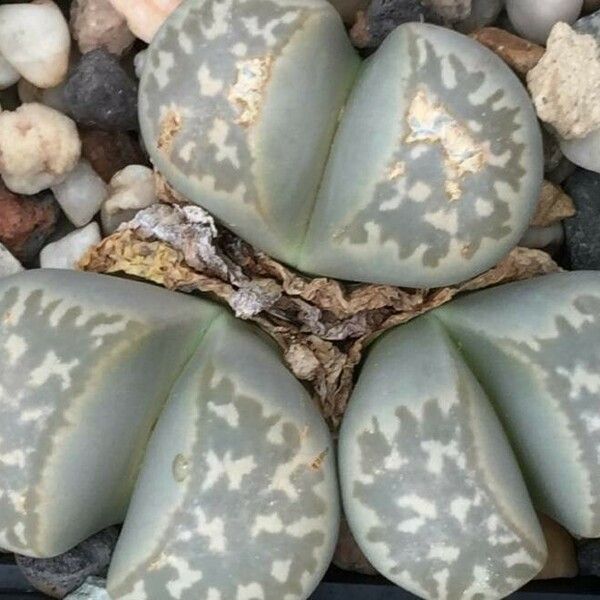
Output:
577,538,600,576
563,168,600,269
0,183,60,263
80,129,149,183
64,577,109,600
63,49,139,131
15,527,119,599
350,0,425,49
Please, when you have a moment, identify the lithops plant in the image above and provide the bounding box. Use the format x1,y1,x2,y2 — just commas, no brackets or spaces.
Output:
107,315,338,600
340,271,600,599
0,269,220,556
139,0,543,288
0,269,338,600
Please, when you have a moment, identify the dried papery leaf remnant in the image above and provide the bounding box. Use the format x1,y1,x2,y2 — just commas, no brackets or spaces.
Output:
531,181,576,227
80,198,559,429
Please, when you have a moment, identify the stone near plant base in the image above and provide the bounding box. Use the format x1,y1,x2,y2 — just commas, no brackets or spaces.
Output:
141,4,543,288
64,578,109,600
80,129,149,184
107,0,182,43
51,161,108,228
471,28,544,78
422,0,472,23
17,79,71,118
63,49,138,132
0,103,81,195
528,24,600,141
0,53,19,90
0,269,225,556
547,156,578,185
350,0,424,49
339,316,547,600
70,0,135,56
329,0,370,23
0,243,24,278
534,514,578,580
563,169,600,269
101,165,156,234
133,50,147,79
543,129,564,174
40,222,101,270
434,272,600,537
560,130,600,174
577,538,600,576
107,314,338,600
0,184,60,263
15,527,119,598
506,0,583,45
519,223,564,252
455,0,504,33
0,1,70,88
574,7,600,35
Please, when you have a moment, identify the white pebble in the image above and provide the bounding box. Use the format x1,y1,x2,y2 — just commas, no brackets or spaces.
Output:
133,49,147,79
0,52,19,90
506,0,583,44
52,160,108,227
40,222,101,270
520,223,564,249
101,165,157,234
0,243,24,278
0,103,81,195
0,0,71,88
560,128,600,173
17,78,70,114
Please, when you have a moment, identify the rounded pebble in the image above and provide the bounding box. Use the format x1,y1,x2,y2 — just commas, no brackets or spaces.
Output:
456,0,504,33
577,538,600,576
0,182,60,263
64,577,110,600
101,165,156,234
563,168,600,269
0,0,71,88
16,527,119,599
0,103,81,195
0,52,19,90
506,0,583,44
63,48,139,131
70,0,135,56
51,160,108,227
0,242,24,278
107,0,182,43
40,222,102,270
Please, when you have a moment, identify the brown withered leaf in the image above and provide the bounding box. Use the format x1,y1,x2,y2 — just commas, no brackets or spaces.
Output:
530,181,577,227
79,201,560,430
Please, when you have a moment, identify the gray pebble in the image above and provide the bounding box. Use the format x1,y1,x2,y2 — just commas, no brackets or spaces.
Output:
64,577,110,600
63,48,138,131
15,527,119,599
577,538,600,576
564,168,600,269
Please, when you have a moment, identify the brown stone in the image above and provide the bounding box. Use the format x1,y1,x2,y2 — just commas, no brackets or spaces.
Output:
471,27,544,78
530,181,576,227
534,513,578,580
80,128,149,183
0,182,60,264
